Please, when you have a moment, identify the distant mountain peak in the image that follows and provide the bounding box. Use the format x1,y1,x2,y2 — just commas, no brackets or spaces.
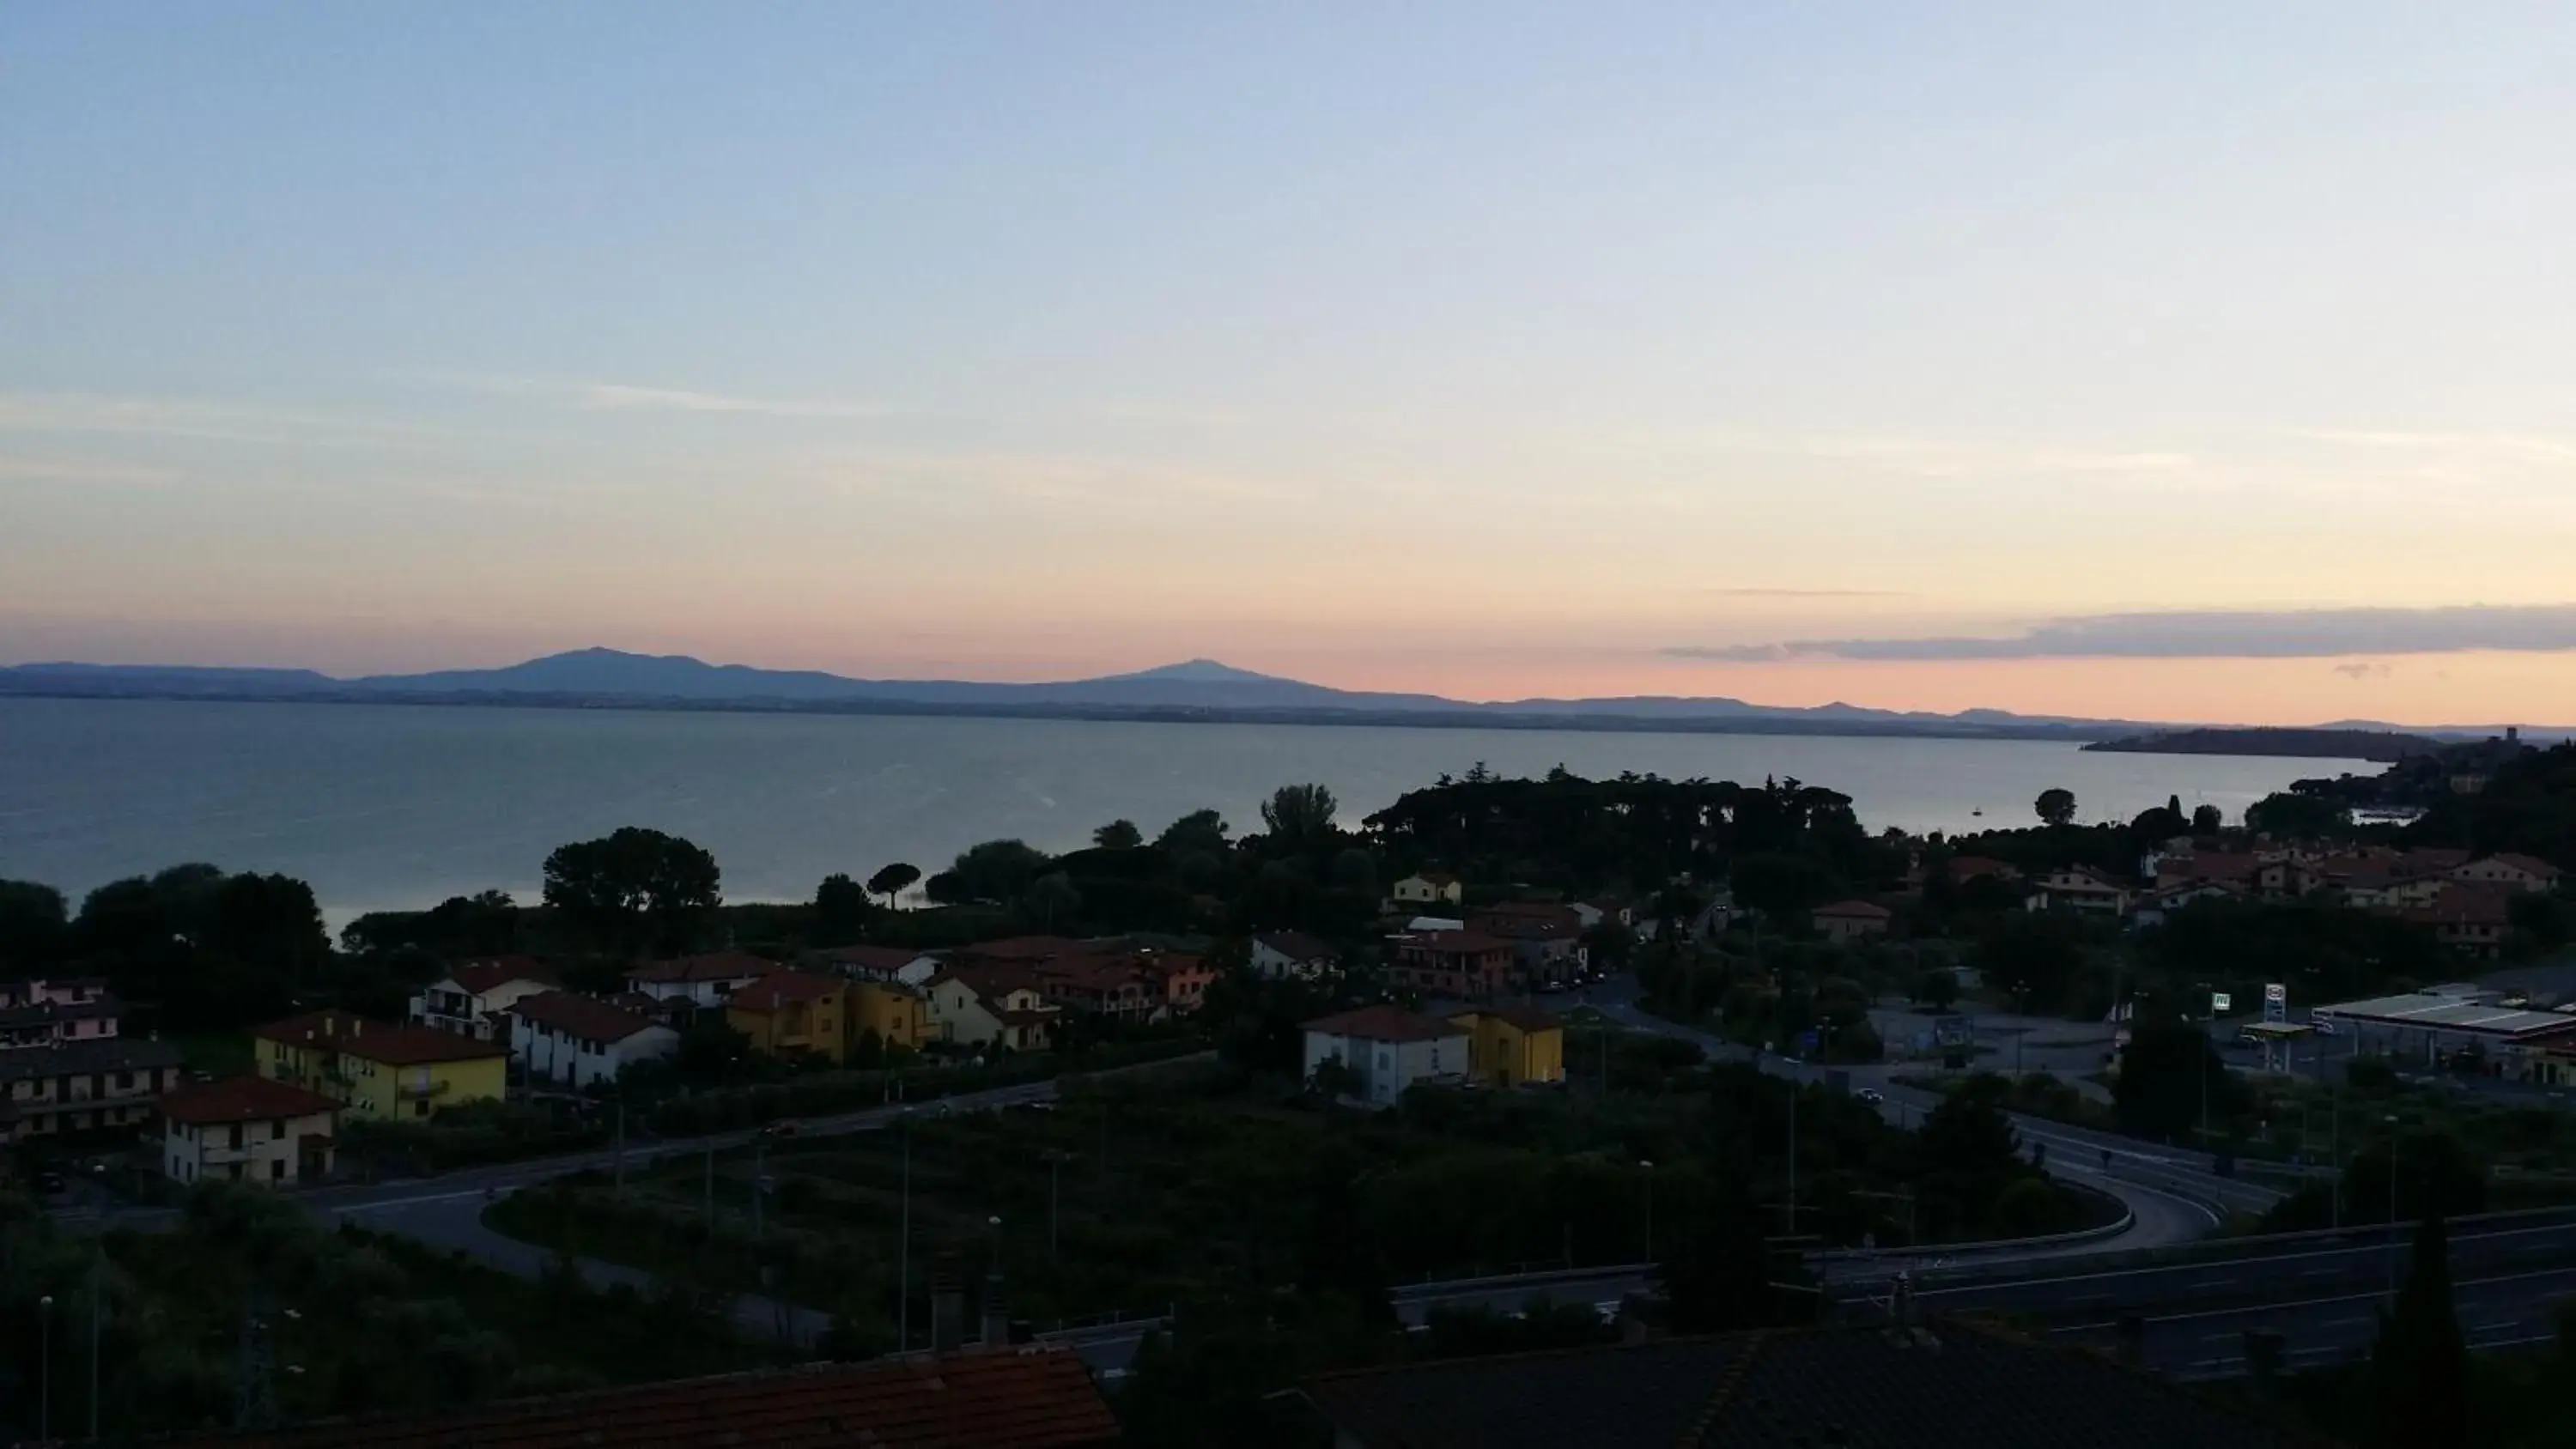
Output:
1096,658,1286,685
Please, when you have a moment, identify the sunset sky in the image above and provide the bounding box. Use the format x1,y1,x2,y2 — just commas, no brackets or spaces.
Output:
7,4,2576,726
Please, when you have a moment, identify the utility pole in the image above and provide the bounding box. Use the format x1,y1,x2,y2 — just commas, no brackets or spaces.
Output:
1787,1087,1799,1235
39,1294,52,1445
2329,1093,2341,1232
614,1099,627,1196
703,1141,715,1223
88,1247,102,1440
1040,1149,1071,1263
2386,1117,2402,1298
1638,1161,1655,1260
897,1107,913,1353
753,1141,766,1244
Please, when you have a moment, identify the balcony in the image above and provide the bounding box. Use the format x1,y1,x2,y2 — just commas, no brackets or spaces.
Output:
396,1078,453,1101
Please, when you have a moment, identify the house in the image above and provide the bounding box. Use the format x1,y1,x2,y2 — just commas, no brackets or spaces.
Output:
725,970,851,1063
2035,867,2132,917
1302,1320,2315,1449
1947,856,2023,885
1468,904,1589,986
925,967,1059,1052
624,950,781,1011
2405,884,2517,959
2458,854,2565,892
1389,931,1516,999
1445,1005,1564,1088
1250,931,1339,981
1140,950,1216,1016
1391,872,1465,907
0,1037,186,1140
849,979,933,1052
1810,899,1893,944
409,956,558,1040
0,976,120,1051
254,1010,508,1120
1568,898,1633,932
509,991,679,1090
1302,1005,1468,1106
155,1345,1122,1449
816,943,941,985
157,1076,339,1189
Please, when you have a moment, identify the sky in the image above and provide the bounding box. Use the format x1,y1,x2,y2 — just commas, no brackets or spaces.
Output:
6,3,2576,726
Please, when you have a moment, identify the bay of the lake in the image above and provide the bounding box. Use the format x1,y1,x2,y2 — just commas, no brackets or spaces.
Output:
0,697,2359,921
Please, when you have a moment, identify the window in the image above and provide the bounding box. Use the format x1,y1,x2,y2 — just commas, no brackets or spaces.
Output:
270,1119,286,1140
114,1070,132,1090
228,1123,244,1149
414,1100,429,1118
270,1159,286,1181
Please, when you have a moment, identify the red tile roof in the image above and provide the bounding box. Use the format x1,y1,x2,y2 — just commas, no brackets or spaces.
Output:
1304,1004,1469,1044
2476,853,2564,881
819,944,933,973
448,956,558,996
162,1346,1121,1449
157,1076,339,1126
510,991,664,1044
629,950,784,985
1812,899,1893,919
727,971,844,1011
253,1010,508,1065
957,936,1109,964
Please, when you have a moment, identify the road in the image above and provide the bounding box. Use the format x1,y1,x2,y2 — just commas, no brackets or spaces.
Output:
59,1068,1133,1348
1577,977,2279,1252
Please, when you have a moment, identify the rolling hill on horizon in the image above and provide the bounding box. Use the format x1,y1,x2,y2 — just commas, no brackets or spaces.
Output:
0,646,2546,745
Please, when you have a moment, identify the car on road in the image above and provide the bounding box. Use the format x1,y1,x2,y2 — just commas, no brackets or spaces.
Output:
1856,1088,1886,1106
760,1120,800,1138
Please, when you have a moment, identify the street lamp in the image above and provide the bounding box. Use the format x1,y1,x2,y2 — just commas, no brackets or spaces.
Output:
39,1294,52,1444
2385,1115,2402,1298
1639,1161,1655,1261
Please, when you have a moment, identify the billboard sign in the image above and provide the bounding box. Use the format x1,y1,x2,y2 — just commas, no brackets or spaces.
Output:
2263,982,2287,1023
2210,991,2233,1015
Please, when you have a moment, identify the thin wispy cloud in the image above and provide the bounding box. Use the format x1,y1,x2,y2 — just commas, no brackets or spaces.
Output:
1617,427,2202,480
0,454,173,485
432,373,888,420
2296,430,2576,464
1671,605,2576,663
0,391,430,447
1691,587,1911,600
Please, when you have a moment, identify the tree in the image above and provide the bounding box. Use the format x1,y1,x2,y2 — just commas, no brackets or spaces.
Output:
1975,915,2083,1012
0,881,67,973
1656,1184,1785,1334
1156,809,1231,857
1092,820,1144,851
2367,1214,2471,1449
1260,784,1339,850
541,828,722,956
866,862,920,906
2190,803,2224,835
811,874,874,946
1026,871,1084,929
927,840,1050,905
1915,967,1960,1010
2112,1020,2241,1141
2035,788,2078,828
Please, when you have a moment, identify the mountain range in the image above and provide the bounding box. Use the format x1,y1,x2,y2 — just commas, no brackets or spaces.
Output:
0,647,2543,747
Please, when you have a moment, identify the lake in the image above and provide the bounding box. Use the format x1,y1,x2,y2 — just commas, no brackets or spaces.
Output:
0,697,2359,920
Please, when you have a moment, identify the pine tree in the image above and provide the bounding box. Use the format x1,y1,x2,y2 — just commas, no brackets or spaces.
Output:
2367,1213,2471,1449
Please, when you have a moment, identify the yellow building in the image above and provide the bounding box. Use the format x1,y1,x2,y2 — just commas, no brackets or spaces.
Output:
1446,1006,1565,1088
849,980,932,1052
725,970,850,1064
254,1009,508,1120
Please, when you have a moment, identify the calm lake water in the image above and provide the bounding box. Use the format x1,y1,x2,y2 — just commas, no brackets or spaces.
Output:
0,697,2358,920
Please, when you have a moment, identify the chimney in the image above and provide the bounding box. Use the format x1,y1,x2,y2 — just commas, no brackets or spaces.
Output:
929,1259,965,1352
981,1269,1010,1347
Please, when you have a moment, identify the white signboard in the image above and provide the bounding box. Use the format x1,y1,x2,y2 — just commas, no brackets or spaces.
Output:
2210,991,2233,1014
2263,982,2287,1024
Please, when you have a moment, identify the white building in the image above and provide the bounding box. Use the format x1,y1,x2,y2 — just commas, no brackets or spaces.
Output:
1250,931,1339,982
817,944,943,985
158,1076,340,1189
1301,1005,1468,1107
410,957,558,1040
508,992,679,1090
924,969,1057,1052
624,951,778,1011
1390,873,1465,908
